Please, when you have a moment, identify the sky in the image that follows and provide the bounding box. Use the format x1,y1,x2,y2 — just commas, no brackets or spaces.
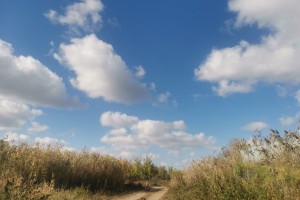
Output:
0,0,300,167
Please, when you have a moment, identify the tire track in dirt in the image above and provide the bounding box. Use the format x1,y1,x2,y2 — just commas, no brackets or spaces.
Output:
110,186,167,200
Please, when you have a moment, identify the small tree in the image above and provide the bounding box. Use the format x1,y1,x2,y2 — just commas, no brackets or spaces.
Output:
127,158,143,181
157,166,170,180
142,156,158,180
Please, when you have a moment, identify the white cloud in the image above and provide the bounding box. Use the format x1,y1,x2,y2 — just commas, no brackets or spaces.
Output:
100,111,139,128
108,128,127,136
27,122,48,133
172,120,186,130
279,116,294,126
45,0,104,34
62,146,76,152
56,34,148,104
101,134,144,151
97,150,159,160
212,80,253,97
144,153,160,160
135,65,146,78
149,83,156,91
153,91,178,107
119,151,137,159
100,111,216,152
2,133,74,151
90,146,136,159
0,99,42,131
158,92,171,104
90,146,109,154
0,39,80,108
35,136,66,147
195,0,300,96
243,121,268,132
4,132,30,144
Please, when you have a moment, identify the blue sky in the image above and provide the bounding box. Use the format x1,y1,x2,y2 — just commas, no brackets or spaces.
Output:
1,0,299,167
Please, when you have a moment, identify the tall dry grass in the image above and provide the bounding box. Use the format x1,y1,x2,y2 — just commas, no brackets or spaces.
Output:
0,140,171,199
167,130,300,200
0,141,127,199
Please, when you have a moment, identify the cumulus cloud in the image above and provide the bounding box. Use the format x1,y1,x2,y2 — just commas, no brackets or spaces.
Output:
0,100,42,131
100,111,216,152
212,80,253,97
27,122,48,133
55,34,148,104
0,39,80,108
195,0,300,96
100,111,139,128
3,132,30,144
90,146,131,158
108,128,128,136
243,121,268,132
2,133,74,151
279,116,294,126
35,136,67,147
90,146,110,154
45,0,104,34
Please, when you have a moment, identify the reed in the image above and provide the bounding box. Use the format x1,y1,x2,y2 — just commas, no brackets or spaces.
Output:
167,130,300,200
0,140,171,199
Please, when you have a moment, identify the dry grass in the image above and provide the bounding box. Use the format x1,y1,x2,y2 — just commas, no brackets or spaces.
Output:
4,128,297,199
0,141,128,199
167,130,300,200
0,140,171,199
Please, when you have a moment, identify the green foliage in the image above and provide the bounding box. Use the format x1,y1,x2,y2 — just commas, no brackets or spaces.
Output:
127,158,143,181
142,156,158,180
125,156,161,182
157,166,170,180
167,130,300,200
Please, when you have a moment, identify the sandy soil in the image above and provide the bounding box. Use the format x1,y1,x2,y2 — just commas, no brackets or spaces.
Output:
108,186,167,200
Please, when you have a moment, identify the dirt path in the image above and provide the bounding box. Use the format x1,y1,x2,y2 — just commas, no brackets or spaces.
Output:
109,186,167,200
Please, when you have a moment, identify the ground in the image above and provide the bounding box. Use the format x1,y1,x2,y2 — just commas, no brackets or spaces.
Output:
107,186,168,200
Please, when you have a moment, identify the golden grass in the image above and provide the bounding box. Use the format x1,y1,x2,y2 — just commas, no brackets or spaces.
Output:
0,141,127,199
167,130,300,200
0,140,170,199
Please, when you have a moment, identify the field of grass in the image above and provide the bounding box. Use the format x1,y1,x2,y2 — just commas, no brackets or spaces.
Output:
0,140,171,199
166,130,300,200
1,129,299,199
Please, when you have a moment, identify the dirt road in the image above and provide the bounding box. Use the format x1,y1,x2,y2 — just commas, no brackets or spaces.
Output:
109,186,167,200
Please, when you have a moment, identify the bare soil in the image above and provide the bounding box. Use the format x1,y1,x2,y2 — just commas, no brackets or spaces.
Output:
105,186,168,200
